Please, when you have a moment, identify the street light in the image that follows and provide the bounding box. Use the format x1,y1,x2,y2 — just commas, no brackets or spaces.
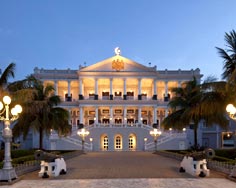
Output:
226,104,236,119
77,128,89,151
144,137,147,151
90,138,93,151
0,95,22,182
150,128,162,151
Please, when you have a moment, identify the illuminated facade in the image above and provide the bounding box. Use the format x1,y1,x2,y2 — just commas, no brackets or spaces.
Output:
33,49,203,151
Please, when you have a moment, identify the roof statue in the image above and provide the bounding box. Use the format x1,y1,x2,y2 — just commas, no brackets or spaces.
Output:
114,47,121,55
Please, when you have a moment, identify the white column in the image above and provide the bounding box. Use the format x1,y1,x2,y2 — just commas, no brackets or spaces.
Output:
95,78,98,95
165,108,168,118
68,109,71,124
79,107,84,125
153,79,157,95
165,80,168,97
68,109,73,130
123,78,127,95
138,107,141,124
110,106,113,125
68,80,71,97
124,106,127,125
54,80,58,95
153,107,157,124
110,78,113,96
79,79,83,95
178,81,181,87
95,106,98,124
138,79,142,95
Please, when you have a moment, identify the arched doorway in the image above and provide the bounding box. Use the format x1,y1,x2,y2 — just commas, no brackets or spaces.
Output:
128,134,137,150
100,134,109,151
114,134,122,150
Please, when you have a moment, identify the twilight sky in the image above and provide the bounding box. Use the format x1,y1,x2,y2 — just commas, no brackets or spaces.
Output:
0,0,236,82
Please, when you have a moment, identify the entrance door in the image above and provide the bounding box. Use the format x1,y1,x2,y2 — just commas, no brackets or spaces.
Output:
128,134,136,150
115,135,122,150
103,136,109,150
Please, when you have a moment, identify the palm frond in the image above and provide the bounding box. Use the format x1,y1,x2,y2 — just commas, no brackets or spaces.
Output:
0,63,15,87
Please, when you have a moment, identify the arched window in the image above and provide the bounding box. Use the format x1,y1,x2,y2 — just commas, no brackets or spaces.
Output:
129,136,134,149
103,136,108,150
115,135,122,150
128,134,136,150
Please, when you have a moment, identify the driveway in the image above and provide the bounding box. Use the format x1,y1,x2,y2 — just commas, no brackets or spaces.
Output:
21,151,226,179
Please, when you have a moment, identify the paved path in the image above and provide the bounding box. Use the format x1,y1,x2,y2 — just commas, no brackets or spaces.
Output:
1,152,235,188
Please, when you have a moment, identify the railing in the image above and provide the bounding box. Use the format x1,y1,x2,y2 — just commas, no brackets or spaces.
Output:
88,123,152,129
156,150,236,177
145,132,187,151
61,136,92,150
14,151,83,176
207,160,235,175
14,160,40,176
59,96,171,102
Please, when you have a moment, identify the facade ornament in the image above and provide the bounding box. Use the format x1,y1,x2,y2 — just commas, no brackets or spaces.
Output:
112,58,124,71
114,47,121,55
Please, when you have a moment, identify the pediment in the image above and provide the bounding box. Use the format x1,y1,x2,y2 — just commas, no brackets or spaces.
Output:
79,55,156,73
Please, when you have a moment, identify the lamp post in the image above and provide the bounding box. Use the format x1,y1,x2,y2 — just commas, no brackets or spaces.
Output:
150,128,162,151
226,104,236,146
77,128,89,151
226,104,236,178
90,137,93,151
0,96,22,182
144,137,147,151
226,104,236,119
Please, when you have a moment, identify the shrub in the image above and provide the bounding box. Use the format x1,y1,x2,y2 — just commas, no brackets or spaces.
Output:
214,149,236,160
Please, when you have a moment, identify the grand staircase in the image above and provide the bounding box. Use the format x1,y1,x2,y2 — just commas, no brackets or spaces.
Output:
49,124,187,151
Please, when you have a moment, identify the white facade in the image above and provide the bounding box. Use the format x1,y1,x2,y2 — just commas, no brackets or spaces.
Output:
33,50,202,151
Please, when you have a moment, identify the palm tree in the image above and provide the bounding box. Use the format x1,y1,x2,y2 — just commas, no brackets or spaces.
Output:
216,29,236,104
216,30,236,82
162,77,229,149
12,76,71,149
162,77,202,149
0,63,15,96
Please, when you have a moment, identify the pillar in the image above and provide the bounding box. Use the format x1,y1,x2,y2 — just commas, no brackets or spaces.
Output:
153,107,157,125
95,106,98,124
123,78,127,100
152,79,157,100
178,80,181,88
138,78,142,100
110,78,113,100
138,107,141,124
54,80,58,95
164,81,169,102
95,78,98,100
165,108,168,118
67,80,71,101
110,106,113,124
79,107,84,126
124,106,127,125
79,79,84,100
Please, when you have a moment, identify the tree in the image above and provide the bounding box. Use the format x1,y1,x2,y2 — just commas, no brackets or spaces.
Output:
0,63,15,96
162,77,229,149
12,76,71,149
216,29,236,104
216,30,236,82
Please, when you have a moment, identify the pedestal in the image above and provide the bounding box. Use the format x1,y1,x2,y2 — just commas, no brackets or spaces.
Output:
0,122,17,182
0,168,17,182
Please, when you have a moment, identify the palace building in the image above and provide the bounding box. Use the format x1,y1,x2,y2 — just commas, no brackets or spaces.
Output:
31,48,203,151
